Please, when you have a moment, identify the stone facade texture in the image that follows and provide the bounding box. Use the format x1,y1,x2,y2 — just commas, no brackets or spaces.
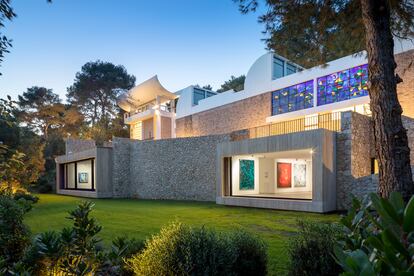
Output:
395,50,414,118
176,92,271,137
336,111,414,209
112,135,230,201
65,139,96,155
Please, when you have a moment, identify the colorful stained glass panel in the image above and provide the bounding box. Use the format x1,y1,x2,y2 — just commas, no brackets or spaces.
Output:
271,80,314,115
317,64,368,106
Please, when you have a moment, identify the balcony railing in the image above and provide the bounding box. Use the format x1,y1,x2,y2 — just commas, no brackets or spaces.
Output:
249,112,342,139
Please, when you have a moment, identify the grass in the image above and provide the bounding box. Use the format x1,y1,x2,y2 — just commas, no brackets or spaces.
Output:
25,194,339,275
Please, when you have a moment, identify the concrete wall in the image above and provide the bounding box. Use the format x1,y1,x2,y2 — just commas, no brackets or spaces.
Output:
216,129,337,213
112,134,231,201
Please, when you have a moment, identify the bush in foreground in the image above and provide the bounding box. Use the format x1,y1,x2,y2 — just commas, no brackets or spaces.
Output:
334,192,414,275
127,222,267,276
287,220,342,276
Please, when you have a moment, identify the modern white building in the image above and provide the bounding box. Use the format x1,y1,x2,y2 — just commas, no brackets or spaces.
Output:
56,41,414,212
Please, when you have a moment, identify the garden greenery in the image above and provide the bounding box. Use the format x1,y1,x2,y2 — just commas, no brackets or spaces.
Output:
127,222,268,276
334,192,414,275
287,220,342,276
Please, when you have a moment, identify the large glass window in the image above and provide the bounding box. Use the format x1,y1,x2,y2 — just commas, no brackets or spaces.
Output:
317,64,368,106
229,151,313,200
63,159,95,190
286,63,296,75
193,88,206,105
273,57,285,79
271,80,314,115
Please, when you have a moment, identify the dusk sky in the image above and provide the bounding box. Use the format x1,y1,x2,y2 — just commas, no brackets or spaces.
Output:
0,0,267,101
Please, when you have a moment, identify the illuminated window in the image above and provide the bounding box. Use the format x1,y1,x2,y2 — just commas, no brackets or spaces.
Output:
271,80,314,115
317,64,368,106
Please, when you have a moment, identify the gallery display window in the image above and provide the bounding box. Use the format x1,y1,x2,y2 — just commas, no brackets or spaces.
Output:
228,150,313,200
62,158,95,191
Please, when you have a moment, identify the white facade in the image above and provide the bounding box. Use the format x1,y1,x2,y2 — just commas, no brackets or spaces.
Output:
175,38,414,123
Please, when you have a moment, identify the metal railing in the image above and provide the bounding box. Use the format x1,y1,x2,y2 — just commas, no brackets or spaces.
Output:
249,112,342,139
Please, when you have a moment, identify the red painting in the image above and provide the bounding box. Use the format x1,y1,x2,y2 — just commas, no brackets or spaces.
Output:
277,162,292,188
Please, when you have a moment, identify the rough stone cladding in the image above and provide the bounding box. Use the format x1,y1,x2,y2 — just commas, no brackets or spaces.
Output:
112,135,230,201
395,50,414,118
176,93,271,137
336,112,414,209
66,139,96,155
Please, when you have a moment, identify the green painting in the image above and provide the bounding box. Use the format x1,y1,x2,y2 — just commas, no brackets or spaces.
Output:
239,159,254,190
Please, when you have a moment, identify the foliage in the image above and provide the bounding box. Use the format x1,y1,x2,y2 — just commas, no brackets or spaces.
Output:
17,86,83,139
334,192,414,275
127,222,267,276
98,236,145,275
0,0,16,74
0,194,31,272
235,0,414,67
287,220,341,276
67,60,135,126
0,96,45,190
217,75,245,92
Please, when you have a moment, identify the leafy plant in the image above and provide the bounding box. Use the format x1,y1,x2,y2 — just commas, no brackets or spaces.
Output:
127,222,267,276
334,192,414,275
288,220,342,276
0,194,31,272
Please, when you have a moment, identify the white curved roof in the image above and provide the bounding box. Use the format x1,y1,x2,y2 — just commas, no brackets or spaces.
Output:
118,75,177,112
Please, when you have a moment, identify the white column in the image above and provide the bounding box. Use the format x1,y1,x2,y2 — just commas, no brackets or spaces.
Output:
154,110,161,140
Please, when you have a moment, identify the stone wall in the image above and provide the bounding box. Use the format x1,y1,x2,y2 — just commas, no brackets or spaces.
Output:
336,112,377,209
176,92,271,137
112,135,231,201
336,111,414,209
65,139,96,155
395,50,414,118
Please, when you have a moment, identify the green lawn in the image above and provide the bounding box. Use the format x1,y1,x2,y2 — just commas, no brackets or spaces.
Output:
25,194,339,275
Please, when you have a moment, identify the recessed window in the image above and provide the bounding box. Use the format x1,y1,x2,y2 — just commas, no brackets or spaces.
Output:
193,88,216,105
193,88,206,105
273,57,285,79
286,63,297,75
371,158,379,174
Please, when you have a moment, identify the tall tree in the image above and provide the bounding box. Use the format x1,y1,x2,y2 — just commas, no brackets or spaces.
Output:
18,86,64,139
217,75,245,92
235,0,414,199
67,61,135,129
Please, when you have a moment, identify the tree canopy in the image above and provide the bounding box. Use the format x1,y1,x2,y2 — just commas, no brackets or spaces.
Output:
217,75,245,92
235,0,414,68
67,61,135,127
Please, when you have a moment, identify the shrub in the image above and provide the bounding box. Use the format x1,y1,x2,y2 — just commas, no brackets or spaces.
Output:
0,195,31,271
230,229,267,276
334,192,414,275
98,236,146,275
287,220,341,276
127,222,267,276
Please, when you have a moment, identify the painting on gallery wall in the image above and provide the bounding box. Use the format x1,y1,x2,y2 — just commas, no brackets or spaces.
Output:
277,162,291,188
293,163,306,187
78,172,88,183
240,159,255,190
